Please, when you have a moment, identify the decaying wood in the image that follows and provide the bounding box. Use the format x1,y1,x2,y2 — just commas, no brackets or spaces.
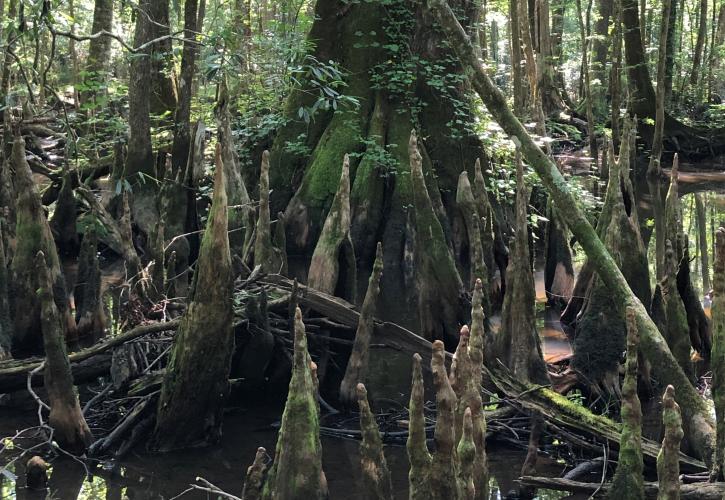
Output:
154,148,235,451
658,385,684,500
356,383,394,500
37,251,93,453
307,153,356,299
262,308,327,499
339,242,383,408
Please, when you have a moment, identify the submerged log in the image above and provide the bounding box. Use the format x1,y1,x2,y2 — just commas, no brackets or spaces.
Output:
712,227,725,480
409,130,465,345
262,308,327,499
658,385,684,500
242,447,268,500
153,152,234,451
608,307,644,499
10,135,75,355
518,476,725,499
339,242,383,408
307,153,356,300
254,151,285,274
37,251,93,453
356,383,394,500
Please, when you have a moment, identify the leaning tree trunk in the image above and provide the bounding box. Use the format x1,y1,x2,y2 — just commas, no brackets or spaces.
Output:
267,0,505,339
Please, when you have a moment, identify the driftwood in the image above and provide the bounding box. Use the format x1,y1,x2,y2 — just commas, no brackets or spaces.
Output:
518,476,725,499
0,320,180,393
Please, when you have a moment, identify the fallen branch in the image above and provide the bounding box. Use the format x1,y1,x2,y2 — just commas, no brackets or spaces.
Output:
518,476,725,499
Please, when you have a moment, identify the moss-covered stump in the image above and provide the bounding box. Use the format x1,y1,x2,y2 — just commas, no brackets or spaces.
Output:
242,447,268,500
262,308,327,500
216,78,255,260
36,251,93,453
307,154,356,300
494,148,549,386
74,227,106,338
0,225,12,360
153,156,234,451
407,353,432,499
49,168,79,257
711,227,725,480
254,151,285,274
10,135,75,356
409,130,465,346
608,307,644,500
657,385,683,500
339,242,383,408
356,383,394,500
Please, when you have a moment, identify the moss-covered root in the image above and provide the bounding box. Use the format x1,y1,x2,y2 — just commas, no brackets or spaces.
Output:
409,130,465,345
608,306,644,500
262,308,327,500
496,148,549,386
456,171,490,310
0,225,12,360
10,135,75,355
430,340,459,499
216,78,255,260
307,154,356,298
711,227,725,481
153,154,234,452
241,447,268,500
356,383,394,500
456,407,476,500
657,385,683,500
254,150,284,274
339,242,384,408
74,227,106,338
407,353,432,500
36,251,93,453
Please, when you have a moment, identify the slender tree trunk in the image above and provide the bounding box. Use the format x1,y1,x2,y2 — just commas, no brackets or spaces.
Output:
646,0,671,177
690,0,708,85
149,0,177,115
664,0,678,102
171,0,200,173
697,194,711,292
611,0,623,151
0,0,18,123
86,0,114,75
510,0,526,115
576,0,597,165
591,0,613,117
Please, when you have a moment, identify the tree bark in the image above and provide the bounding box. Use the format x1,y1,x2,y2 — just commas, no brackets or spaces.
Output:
690,0,708,86
696,194,711,292
149,0,178,115
646,0,671,177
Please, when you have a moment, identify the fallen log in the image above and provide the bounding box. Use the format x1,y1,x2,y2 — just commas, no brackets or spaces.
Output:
518,476,725,499
0,320,180,393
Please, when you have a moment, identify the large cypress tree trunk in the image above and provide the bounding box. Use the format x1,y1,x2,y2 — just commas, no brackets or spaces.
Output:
268,0,507,341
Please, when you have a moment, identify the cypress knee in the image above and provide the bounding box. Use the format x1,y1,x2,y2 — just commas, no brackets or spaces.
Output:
657,385,683,500
356,383,394,500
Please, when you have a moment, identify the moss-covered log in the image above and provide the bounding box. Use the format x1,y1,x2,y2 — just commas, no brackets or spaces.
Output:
356,383,394,500
608,307,645,500
36,251,93,453
711,227,725,480
242,447,268,500
10,136,75,356
254,151,285,274
428,0,715,463
657,385,684,500
494,147,549,386
74,227,106,338
262,308,327,499
307,154,356,299
339,242,383,408
153,150,234,451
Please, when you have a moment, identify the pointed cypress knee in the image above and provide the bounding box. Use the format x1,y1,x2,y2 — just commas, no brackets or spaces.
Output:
0,225,12,359
339,242,384,408
409,130,464,344
241,447,268,500
657,385,683,500
711,227,725,480
262,308,327,500
74,227,106,338
456,171,490,306
153,150,234,451
308,154,356,299
407,353,432,500
10,136,75,356
471,158,497,296
467,280,489,500
430,340,459,499
457,407,476,499
36,251,93,453
356,383,394,500
254,150,284,274
608,307,644,499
